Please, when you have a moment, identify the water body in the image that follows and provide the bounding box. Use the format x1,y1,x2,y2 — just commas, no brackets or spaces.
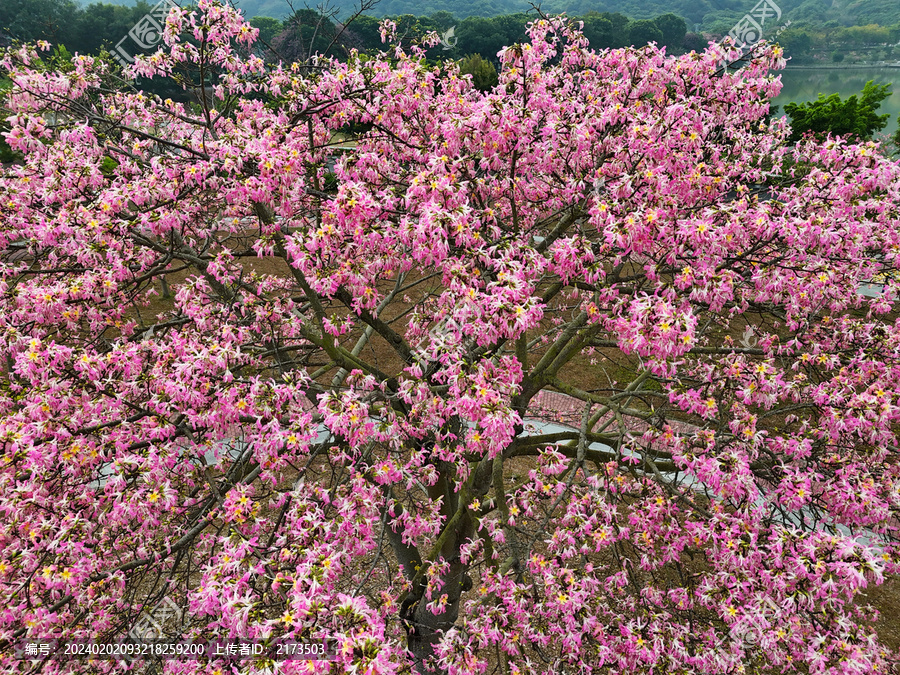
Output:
771,66,900,141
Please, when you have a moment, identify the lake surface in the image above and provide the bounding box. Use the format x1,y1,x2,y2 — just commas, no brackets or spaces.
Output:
771,66,900,141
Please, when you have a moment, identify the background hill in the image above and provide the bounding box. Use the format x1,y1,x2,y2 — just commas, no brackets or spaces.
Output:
4,0,897,67
62,0,900,27
223,0,900,29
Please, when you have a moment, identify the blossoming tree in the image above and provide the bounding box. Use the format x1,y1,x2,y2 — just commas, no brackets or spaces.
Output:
1,3,899,673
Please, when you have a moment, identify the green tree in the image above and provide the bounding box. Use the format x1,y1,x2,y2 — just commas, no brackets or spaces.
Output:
249,16,283,46
669,0,711,26
274,8,340,62
0,0,80,47
843,24,891,45
428,10,456,31
791,0,828,26
783,80,892,143
609,12,631,33
627,19,664,46
0,77,17,165
491,13,529,48
456,16,510,61
71,2,150,55
344,14,383,53
578,12,632,50
776,29,813,63
893,113,900,152
682,32,707,52
653,13,687,51
457,52,497,91
581,15,616,49
702,10,744,37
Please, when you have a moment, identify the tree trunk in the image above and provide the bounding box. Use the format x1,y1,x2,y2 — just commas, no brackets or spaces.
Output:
397,460,490,672
404,540,473,674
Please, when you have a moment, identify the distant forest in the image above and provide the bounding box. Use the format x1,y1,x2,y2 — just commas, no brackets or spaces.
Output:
1,0,695,63
229,0,900,31
1,0,160,55
1,0,898,68
26,0,898,29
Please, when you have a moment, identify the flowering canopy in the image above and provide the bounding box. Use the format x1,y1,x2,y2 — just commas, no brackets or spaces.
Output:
1,2,899,674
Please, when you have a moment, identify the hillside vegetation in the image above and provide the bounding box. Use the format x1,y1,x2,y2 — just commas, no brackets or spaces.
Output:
6,0,899,56
229,0,900,28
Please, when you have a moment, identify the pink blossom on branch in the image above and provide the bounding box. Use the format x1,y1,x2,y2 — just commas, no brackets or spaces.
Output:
0,3,899,675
